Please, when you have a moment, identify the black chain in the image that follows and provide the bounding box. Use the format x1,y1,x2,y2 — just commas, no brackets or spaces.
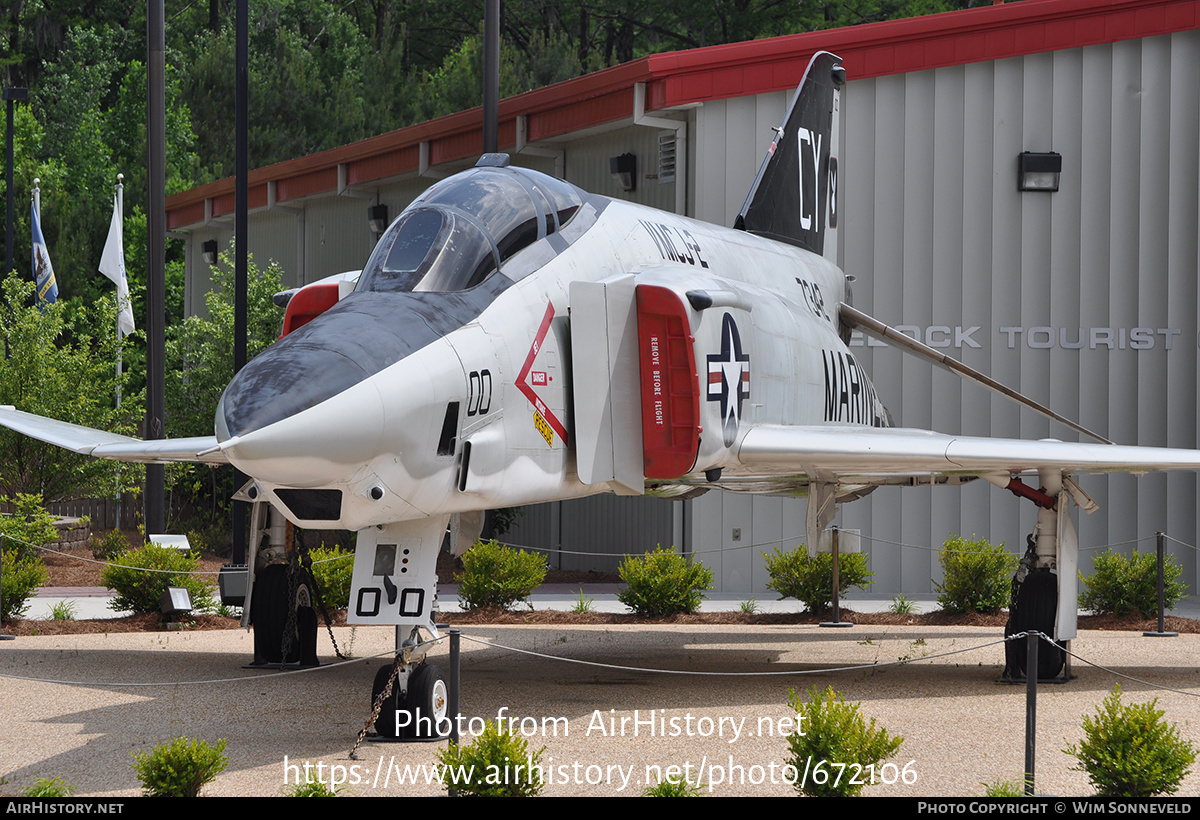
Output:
296,536,345,660
349,653,403,760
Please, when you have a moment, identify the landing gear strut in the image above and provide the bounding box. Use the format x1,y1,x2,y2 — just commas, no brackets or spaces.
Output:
368,627,448,741
993,467,1090,682
1004,535,1065,679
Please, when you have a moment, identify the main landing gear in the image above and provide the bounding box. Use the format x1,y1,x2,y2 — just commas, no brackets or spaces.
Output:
991,468,1092,682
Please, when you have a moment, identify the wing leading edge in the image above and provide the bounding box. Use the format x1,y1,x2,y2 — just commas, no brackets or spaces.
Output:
0,407,227,465
738,425,1200,480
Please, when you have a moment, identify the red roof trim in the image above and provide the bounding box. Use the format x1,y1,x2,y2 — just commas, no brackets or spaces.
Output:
168,0,1198,228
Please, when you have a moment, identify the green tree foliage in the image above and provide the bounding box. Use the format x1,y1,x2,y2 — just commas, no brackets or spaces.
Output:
164,250,283,522
2,0,989,314
617,546,714,617
0,493,61,558
0,274,140,502
935,534,1017,615
763,546,873,613
1065,686,1197,797
2,24,198,309
1080,549,1188,618
307,544,354,609
786,685,904,797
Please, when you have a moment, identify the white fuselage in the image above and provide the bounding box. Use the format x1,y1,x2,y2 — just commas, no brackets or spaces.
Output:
221,191,885,535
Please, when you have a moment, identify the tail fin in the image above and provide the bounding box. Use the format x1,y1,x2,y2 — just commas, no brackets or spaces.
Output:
734,51,844,261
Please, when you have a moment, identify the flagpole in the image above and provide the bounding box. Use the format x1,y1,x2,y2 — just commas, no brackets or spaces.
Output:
115,174,123,409
32,178,38,221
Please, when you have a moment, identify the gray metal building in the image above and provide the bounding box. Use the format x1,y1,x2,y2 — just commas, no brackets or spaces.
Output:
167,0,1200,595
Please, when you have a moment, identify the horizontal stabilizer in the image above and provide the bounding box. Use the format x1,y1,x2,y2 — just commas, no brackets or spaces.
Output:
840,303,1111,445
0,407,227,464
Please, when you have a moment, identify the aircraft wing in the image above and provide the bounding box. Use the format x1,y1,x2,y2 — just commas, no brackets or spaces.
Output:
738,425,1200,479
0,406,228,465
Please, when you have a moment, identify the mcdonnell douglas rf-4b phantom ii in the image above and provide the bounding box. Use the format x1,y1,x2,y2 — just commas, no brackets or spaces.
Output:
5,51,1200,736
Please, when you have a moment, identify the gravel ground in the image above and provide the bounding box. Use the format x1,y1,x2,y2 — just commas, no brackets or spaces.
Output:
2,623,1198,797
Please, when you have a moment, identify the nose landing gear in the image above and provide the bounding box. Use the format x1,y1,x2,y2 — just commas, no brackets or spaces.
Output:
363,626,449,743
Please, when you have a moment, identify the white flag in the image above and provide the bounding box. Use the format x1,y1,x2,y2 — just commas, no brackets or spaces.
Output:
99,194,135,337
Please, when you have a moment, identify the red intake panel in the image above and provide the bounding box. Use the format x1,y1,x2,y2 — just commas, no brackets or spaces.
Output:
636,285,700,479
279,282,341,338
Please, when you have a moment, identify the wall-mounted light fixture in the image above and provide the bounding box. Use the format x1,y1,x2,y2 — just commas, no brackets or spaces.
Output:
201,239,218,265
368,203,389,235
610,153,637,192
1018,151,1062,192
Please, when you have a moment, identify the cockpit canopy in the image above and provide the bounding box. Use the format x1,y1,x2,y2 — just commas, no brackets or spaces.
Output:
356,159,582,294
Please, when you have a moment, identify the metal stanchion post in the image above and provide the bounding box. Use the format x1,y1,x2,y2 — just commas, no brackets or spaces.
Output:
820,527,853,628
1144,531,1178,638
448,628,460,797
1024,631,1038,796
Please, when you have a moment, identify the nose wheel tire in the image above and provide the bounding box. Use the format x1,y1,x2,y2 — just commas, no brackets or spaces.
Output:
407,664,448,738
371,662,447,739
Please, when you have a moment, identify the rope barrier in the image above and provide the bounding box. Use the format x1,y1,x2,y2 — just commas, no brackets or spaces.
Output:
3,627,1195,701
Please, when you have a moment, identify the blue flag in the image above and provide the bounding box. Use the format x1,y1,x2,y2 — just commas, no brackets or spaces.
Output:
31,201,58,306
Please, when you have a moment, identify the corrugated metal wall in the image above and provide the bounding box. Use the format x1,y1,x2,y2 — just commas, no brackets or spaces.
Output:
505,494,679,574
692,31,1200,594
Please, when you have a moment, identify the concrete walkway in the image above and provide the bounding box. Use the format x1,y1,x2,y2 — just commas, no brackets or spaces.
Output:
19,584,1200,620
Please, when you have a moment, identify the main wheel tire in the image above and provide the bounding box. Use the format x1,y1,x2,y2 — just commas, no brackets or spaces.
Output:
406,664,448,739
252,564,290,664
1009,569,1064,679
371,664,407,738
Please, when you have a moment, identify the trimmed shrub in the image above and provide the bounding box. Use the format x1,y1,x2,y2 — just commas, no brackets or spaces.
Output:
763,546,872,613
617,546,713,617
935,534,1017,614
101,542,216,615
308,543,354,609
1080,550,1187,618
435,720,545,797
284,780,341,796
132,737,228,797
786,686,904,797
1065,686,1196,797
22,777,76,797
1,547,47,621
185,521,231,557
642,773,704,796
982,779,1028,797
455,539,547,611
89,528,129,561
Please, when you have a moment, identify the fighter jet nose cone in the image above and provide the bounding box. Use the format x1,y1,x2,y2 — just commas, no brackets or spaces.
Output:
217,341,371,439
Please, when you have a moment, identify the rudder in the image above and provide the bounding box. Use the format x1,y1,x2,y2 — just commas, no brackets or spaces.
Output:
735,51,844,261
